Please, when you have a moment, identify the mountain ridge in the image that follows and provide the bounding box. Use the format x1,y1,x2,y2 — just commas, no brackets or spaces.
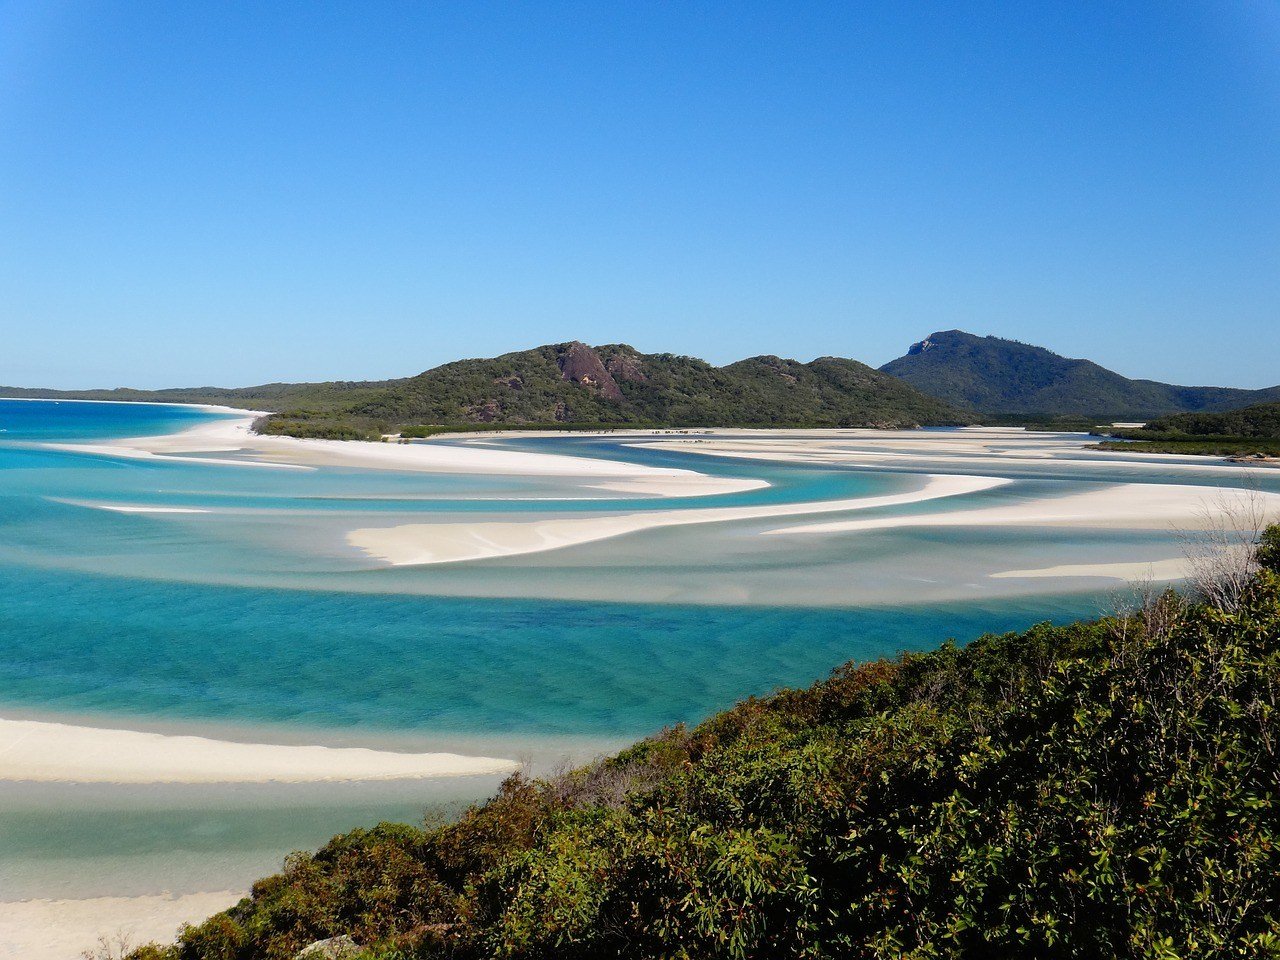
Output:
880,329,1280,418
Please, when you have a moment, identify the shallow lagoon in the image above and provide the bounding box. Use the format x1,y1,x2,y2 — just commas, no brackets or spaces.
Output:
0,399,1273,906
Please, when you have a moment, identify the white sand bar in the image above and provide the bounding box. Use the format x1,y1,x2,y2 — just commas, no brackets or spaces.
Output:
766,483,1280,537
0,890,242,960
0,718,518,784
347,474,1010,565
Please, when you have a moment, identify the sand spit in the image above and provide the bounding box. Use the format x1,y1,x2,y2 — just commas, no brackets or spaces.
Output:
39,410,767,498
0,718,518,784
346,474,1011,565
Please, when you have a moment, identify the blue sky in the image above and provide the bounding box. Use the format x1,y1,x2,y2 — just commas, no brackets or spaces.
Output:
1,1,1276,388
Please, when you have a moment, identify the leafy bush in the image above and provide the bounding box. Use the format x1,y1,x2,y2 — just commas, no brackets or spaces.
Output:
134,529,1280,960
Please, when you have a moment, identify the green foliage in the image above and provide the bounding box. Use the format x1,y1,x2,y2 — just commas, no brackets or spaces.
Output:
1259,526,1280,572
1143,403,1280,439
398,422,662,439
880,330,1280,418
1091,403,1280,457
156,529,1280,959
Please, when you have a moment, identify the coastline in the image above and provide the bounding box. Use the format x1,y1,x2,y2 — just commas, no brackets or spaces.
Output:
5,402,1277,957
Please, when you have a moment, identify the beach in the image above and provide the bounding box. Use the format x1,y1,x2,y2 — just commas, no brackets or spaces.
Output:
0,892,243,960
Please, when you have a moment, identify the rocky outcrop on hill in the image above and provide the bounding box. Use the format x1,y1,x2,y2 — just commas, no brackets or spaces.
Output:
556,342,624,401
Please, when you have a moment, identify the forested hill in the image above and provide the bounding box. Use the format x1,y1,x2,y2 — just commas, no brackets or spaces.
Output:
1144,401,1280,438
880,329,1280,418
129,526,1280,959
3,341,972,438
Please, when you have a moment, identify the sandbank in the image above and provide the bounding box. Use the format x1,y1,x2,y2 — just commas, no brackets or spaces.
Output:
346,474,1011,565
0,717,518,784
765,482,1280,537
990,558,1192,581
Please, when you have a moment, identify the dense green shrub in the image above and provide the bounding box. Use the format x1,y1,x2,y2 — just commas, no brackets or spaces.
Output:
136,530,1280,960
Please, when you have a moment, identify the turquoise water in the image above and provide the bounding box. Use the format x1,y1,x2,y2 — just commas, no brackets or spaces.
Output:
0,399,1264,901
0,561,1101,738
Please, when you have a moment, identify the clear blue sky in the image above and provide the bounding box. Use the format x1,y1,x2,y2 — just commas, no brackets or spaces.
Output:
2,1,1277,389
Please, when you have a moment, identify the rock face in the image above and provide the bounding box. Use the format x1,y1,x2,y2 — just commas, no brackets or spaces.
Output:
556,341,625,402
906,337,937,356
295,935,361,959
604,351,648,383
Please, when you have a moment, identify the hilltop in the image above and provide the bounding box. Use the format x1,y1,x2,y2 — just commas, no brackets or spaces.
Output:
880,330,1280,419
3,342,971,438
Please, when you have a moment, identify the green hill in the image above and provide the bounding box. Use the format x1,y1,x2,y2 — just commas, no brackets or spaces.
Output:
4,342,972,438
125,528,1280,960
880,330,1280,419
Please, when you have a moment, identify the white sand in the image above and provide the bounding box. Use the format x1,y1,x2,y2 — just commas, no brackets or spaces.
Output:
637,427,1274,476
0,890,242,960
40,410,767,497
765,483,1280,536
347,474,1011,565
991,558,1192,581
0,717,518,784
55,501,210,515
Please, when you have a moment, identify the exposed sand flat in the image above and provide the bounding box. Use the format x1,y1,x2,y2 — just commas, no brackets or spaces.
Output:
0,718,518,784
0,890,242,960
991,558,1193,581
765,483,1280,537
636,428,1274,475
347,474,1011,565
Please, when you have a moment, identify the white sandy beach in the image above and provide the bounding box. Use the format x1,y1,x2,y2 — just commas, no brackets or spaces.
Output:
0,717,518,784
0,890,244,960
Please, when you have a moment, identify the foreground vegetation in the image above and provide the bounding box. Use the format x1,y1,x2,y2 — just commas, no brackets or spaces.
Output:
1092,402,1280,459
125,527,1280,959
